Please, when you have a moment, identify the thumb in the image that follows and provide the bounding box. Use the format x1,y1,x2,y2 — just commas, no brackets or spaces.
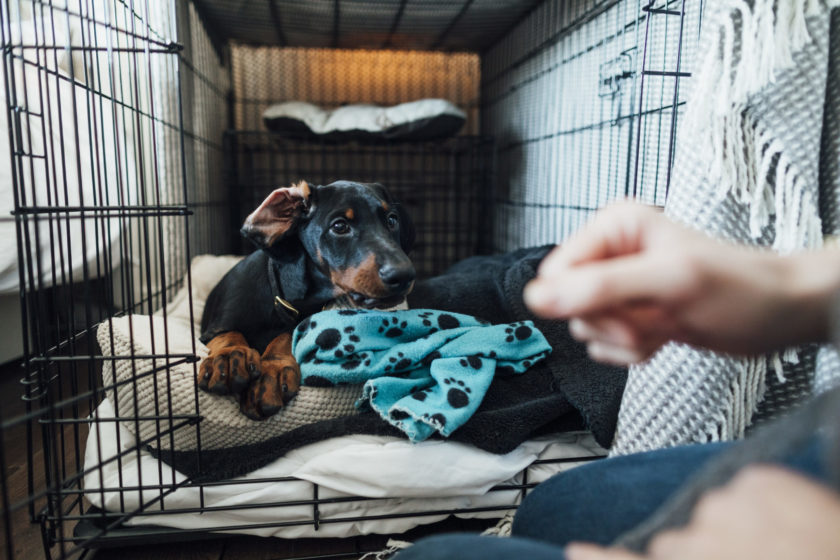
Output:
566,542,647,560
525,253,682,318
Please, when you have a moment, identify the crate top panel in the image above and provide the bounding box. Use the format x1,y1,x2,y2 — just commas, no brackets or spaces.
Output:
193,0,544,51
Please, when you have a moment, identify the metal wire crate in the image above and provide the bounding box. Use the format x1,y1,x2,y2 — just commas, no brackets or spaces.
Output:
0,0,227,557
225,132,496,279
484,0,703,251
0,1,704,559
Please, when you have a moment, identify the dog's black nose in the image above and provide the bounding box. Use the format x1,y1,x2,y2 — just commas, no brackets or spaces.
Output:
379,264,415,293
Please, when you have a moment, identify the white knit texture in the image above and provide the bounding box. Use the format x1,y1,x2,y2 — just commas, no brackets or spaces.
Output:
97,315,361,451
611,1,840,455
95,254,362,452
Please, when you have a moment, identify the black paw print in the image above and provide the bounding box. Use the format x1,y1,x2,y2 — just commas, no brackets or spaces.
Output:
504,322,533,342
459,354,483,370
418,311,434,327
387,351,412,371
437,314,460,330
304,375,334,387
390,409,410,421
344,326,361,342
341,359,362,370
443,377,471,408
411,388,431,401
378,316,409,338
295,317,317,344
315,328,342,350
420,350,441,367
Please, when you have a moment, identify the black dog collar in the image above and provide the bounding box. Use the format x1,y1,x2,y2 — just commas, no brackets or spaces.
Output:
267,259,302,327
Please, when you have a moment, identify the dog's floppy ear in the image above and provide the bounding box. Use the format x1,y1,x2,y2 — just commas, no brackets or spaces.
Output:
241,181,312,249
363,182,415,253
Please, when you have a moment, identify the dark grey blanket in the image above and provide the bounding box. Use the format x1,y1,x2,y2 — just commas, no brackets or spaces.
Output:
154,247,627,482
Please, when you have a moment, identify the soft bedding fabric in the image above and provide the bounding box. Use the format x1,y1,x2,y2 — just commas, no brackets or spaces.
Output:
262,99,466,141
84,398,606,539
295,309,551,442
1,2,142,294
96,250,621,482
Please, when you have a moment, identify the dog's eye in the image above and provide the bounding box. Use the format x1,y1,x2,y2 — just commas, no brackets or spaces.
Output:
331,219,350,235
386,213,399,231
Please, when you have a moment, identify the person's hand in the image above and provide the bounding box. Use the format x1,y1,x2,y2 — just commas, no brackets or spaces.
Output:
523,202,839,364
564,465,840,560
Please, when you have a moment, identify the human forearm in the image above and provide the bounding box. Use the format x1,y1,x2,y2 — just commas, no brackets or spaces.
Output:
525,203,840,363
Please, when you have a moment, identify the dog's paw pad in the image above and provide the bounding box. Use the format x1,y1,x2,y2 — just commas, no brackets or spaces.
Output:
198,345,260,396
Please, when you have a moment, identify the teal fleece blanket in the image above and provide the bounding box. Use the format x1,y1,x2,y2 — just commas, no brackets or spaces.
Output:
292,308,551,442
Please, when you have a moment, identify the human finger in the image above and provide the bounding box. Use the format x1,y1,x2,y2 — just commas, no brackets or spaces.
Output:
525,252,686,319
566,542,647,560
585,341,651,365
646,528,705,559
537,202,657,275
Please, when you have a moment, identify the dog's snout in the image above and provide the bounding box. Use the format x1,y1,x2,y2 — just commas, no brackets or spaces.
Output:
379,263,415,292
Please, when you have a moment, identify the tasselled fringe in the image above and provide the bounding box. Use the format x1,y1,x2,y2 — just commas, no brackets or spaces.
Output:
717,348,802,441
683,0,839,254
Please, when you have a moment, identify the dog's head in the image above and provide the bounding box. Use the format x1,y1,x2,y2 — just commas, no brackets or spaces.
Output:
241,180,416,308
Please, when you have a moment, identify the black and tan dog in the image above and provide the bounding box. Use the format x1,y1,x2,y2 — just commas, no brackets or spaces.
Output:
199,180,416,419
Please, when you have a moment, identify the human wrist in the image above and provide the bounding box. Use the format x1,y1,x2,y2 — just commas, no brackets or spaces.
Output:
782,249,840,345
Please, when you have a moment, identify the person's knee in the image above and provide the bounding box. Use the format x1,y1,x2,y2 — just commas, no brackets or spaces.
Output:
392,534,489,560
513,464,596,542
513,444,731,546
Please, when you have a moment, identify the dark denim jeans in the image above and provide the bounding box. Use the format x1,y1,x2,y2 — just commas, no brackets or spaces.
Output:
393,439,827,560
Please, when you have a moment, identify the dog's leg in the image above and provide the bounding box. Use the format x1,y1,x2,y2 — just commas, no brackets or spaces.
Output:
240,333,301,420
198,332,261,395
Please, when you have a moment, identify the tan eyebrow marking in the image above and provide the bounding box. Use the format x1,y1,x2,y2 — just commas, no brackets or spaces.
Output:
345,208,355,220
382,201,390,212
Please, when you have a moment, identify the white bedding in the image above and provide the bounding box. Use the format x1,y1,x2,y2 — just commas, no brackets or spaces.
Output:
84,398,605,539
0,1,171,295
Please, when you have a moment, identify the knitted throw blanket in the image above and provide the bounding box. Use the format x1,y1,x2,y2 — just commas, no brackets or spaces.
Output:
293,309,551,442
612,1,840,455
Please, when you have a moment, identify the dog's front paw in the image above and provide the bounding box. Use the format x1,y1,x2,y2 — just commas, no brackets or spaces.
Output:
198,345,261,395
239,356,301,420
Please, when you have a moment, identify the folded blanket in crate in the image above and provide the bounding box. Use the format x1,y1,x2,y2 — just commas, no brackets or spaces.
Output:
293,309,551,441
408,246,629,446
98,249,625,482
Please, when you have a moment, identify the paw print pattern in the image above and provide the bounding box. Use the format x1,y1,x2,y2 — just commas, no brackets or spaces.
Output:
459,354,483,370
384,352,412,374
390,409,410,421
315,328,341,350
411,388,430,401
430,413,447,427
303,375,334,387
504,322,533,343
344,325,362,344
341,359,362,370
418,311,434,327
420,350,442,367
295,317,316,344
376,316,409,338
505,323,534,342
437,314,460,330
443,377,472,408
